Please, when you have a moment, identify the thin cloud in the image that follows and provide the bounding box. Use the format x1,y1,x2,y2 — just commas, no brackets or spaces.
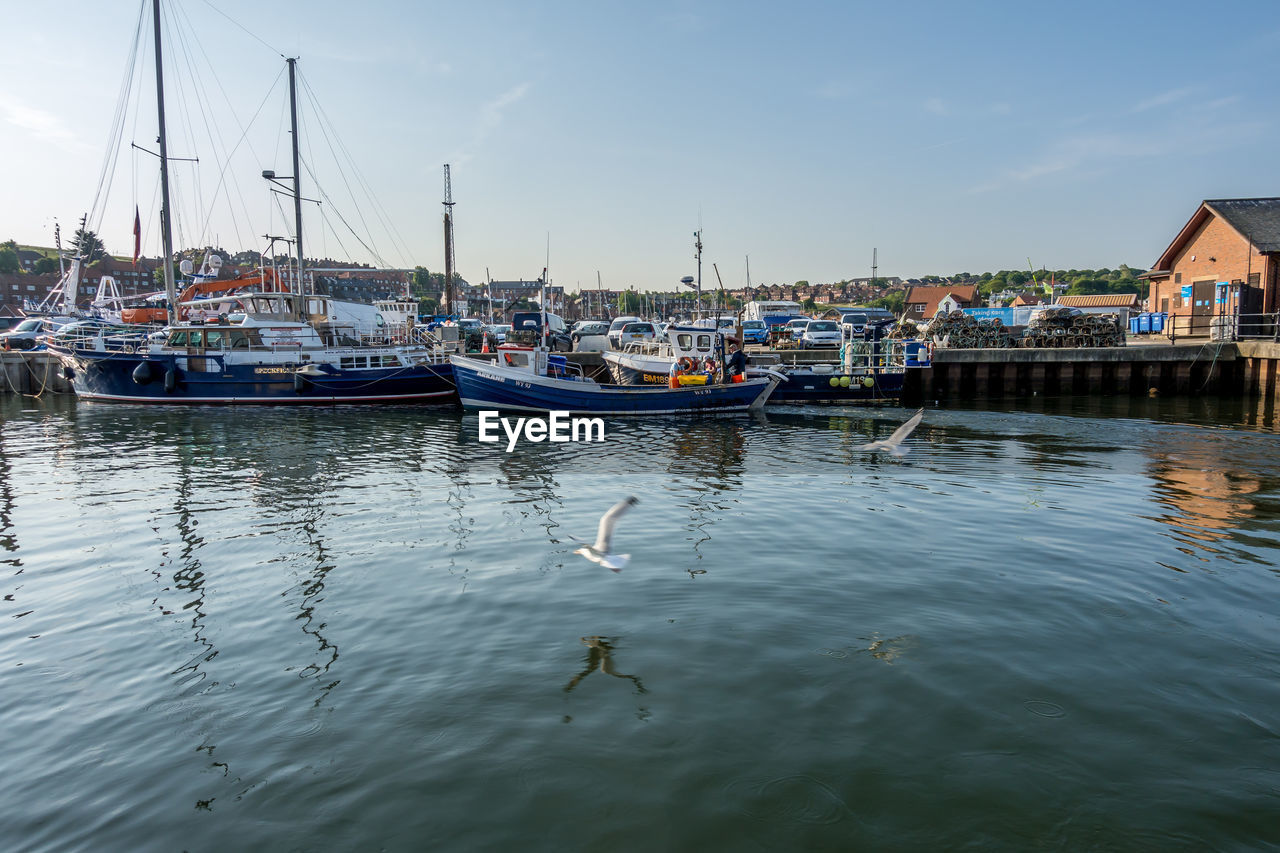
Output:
479,82,532,137
0,94,88,152
923,97,948,116
449,81,533,167
1132,86,1198,113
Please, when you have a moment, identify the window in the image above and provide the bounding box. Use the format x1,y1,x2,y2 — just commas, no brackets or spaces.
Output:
1174,272,1182,284
1248,273,1261,287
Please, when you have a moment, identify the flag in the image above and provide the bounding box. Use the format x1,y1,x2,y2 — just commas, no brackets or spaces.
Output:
132,206,141,268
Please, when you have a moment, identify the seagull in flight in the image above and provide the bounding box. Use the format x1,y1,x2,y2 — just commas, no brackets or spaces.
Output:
570,496,638,572
859,407,925,457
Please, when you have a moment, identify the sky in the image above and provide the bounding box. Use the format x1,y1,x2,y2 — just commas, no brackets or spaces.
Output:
3,0,1279,292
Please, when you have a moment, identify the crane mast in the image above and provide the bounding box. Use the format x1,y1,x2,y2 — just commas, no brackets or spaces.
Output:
443,164,456,317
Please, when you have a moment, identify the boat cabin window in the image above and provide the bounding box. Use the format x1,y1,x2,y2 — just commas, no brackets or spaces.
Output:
204,329,226,349
676,333,692,348
697,333,712,349
227,329,261,349
168,330,188,346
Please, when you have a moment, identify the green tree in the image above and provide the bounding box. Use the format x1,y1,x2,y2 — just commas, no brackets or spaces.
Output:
0,247,18,274
794,280,810,289
412,266,434,298
418,297,438,315
71,227,107,263
870,292,905,316
34,256,58,274
617,290,642,314
802,296,817,311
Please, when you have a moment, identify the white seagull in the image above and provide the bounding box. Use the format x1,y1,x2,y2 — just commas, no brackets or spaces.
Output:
859,407,925,457
570,496,638,572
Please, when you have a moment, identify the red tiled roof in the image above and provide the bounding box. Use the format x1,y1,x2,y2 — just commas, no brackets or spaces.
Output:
903,284,978,318
1057,294,1140,307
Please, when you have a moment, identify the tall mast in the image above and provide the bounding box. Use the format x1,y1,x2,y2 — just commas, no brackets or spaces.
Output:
694,229,703,320
443,164,455,317
287,57,304,313
152,0,177,321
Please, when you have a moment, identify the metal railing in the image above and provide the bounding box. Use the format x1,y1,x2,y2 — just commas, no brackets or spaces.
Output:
1163,312,1280,343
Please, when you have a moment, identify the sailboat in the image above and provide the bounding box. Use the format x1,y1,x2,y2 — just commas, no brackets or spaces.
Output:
48,0,455,404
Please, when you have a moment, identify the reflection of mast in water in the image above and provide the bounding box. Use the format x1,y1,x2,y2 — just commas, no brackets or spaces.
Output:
0,427,17,557
164,476,216,689
497,445,566,574
0,426,22,618
666,420,747,567
288,505,340,704
439,441,477,586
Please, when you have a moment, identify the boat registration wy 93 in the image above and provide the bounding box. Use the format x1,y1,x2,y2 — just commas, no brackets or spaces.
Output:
477,410,605,452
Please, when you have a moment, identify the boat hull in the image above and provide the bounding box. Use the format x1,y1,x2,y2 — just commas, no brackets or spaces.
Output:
52,348,456,404
602,350,903,404
450,355,775,415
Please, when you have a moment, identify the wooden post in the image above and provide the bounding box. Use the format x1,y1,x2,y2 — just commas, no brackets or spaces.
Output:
1087,363,1104,395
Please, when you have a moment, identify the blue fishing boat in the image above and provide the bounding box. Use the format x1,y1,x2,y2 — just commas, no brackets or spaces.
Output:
450,351,779,415
48,292,455,404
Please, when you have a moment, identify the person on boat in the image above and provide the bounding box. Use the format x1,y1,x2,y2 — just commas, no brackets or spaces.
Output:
669,356,693,388
726,339,747,383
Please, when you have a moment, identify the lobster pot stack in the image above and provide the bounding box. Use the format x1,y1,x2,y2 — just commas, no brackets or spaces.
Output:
887,319,921,340
1020,309,1126,348
926,311,1018,349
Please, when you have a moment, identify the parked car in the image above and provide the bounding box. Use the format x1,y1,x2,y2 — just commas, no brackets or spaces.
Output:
617,322,657,347
839,308,894,336
0,317,65,350
740,319,769,345
510,311,572,351
571,321,610,352
487,323,512,344
607,316,642,349
784,317,814,341
798,320,842,349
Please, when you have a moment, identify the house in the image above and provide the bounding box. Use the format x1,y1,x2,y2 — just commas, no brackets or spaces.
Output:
1010,292,1044,307
902,284,979,320
1140,198,1280,334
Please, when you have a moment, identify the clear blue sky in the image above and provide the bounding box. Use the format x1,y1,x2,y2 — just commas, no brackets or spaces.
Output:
3,0,1278,291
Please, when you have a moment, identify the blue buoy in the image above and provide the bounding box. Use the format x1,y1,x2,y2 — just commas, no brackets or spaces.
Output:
164,368,178,393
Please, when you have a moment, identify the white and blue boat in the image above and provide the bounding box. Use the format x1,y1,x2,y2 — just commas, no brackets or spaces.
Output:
603,325,916,404
49,291,455,404
450,348,779,415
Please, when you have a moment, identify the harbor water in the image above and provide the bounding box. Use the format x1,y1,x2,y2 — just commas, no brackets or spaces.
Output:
2,394,1279,850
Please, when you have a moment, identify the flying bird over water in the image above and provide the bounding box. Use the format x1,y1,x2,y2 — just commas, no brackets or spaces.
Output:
859,408,925,457
570,496,638,572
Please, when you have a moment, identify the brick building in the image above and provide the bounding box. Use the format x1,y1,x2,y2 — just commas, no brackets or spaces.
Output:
902,284,979,320
1141,198,1280,334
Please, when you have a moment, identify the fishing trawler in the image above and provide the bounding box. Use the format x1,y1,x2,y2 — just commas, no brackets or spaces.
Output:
47,1,454,405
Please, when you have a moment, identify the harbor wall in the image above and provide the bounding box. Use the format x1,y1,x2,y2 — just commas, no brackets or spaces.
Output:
1,352,73,396
903,342,1280,403
8,344,1280,404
